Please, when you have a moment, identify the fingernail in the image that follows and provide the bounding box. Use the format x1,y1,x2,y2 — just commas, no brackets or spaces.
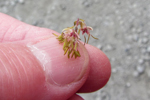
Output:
28,36,89,85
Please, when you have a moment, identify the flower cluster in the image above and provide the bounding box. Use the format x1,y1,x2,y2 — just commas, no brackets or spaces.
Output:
53,19,98,58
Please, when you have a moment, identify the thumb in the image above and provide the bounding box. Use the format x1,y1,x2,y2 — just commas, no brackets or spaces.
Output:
0,36,90,100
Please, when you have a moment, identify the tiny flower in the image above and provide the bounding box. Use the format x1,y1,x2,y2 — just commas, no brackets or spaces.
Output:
81,26,93,35
74,19,98,44
62,27,80,41
53,27,80,58
53,18,98,59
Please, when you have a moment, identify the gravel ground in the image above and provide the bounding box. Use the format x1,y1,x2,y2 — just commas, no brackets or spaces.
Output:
0,0,150,100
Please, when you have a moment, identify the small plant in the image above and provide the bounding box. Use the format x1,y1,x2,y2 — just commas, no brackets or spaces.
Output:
53,19,98,58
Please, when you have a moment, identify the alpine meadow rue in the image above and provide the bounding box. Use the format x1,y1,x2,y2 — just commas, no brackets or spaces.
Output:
53,19,98,58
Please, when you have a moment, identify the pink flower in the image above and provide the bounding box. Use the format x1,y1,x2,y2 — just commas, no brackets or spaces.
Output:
62,27,80,42
75,19,93,35
53,18,98,59
74,19,97,43
80,25,93,35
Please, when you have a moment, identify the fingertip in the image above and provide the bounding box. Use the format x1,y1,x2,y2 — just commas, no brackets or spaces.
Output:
78,44,111,92
68,94,84,100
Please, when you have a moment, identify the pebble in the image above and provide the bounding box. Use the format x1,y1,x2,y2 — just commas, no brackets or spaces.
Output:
147,70,150,78
143,32,149,36
148,90,150,95
97,44,103,50
115,1,121,5
136,66,145,74
2,7,8,13
15,15,22,21
126,82,131,87
125,45,131,53
138,59,144,64
32,21,38,26
100,91,110,100
5,1,9,5
110,57,116,62
18,0,24,4
143,56,150,61
104,44,114,52
137,28,142,33
132,34,139,41
133,71,139,77
82,0,92,7
141,48,147,54
10,1,16,6
147,46,150,53
112,68,117,73
142,38,148,44
60,4,66,10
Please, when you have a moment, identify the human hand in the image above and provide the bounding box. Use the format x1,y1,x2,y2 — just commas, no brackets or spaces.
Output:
0,13,111,100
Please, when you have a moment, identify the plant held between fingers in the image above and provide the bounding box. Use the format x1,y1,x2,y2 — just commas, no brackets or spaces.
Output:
53,18,98,59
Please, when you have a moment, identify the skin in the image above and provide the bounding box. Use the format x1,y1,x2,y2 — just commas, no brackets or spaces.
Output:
0,13,111,100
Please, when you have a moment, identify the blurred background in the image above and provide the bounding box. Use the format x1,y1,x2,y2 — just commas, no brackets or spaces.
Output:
0,0,150,100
